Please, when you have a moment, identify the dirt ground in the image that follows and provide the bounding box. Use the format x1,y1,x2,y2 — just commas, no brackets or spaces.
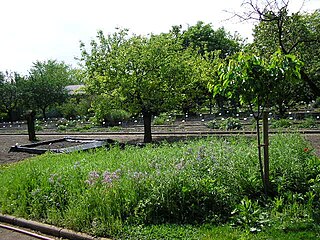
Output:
0,134,319,165
0,134,144,165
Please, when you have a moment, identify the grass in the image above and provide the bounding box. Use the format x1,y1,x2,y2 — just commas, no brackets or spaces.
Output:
0,134,319,239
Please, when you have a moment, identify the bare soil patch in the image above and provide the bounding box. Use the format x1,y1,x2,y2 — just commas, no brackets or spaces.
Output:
0,134,143,165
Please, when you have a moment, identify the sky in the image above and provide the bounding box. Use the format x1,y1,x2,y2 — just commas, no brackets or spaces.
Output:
0,0,318,75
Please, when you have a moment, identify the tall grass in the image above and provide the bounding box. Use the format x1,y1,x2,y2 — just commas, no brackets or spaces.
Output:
0,134,319,238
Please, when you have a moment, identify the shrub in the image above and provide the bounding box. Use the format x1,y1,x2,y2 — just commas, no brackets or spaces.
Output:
299,117,318,129
59,97,91,120
35,124,43,131
220,117,242,130
312,97,320,108
153,113,176,125
206,120,220,129
96,109,131,126
57,125,67,131
271,119,292,128
90,96,130,126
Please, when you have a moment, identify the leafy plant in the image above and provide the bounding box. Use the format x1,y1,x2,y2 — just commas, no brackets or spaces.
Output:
271,119,292,128
231,196,269,232
299,117,318,129
152,113,176,125
220,117,242,130
206,119,220,129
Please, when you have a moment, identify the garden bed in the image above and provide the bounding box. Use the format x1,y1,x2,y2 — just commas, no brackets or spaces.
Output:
9,137,114,154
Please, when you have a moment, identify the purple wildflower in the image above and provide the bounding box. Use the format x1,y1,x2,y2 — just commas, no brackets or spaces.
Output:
133,171,146,180
85,171,100,185
102,169,121,185
102,171,113,184
175,160,185,170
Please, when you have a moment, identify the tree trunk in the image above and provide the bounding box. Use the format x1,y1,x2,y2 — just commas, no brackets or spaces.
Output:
143,111,152,143
26,110,36,142
301,70,320,97
277,102,286,119
8,109,13,123
42,107,47,120
209,97,213,115
263,112,270,194
256,117,266,195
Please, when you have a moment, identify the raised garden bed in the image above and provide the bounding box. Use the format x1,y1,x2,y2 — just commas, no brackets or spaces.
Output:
9,137,115,154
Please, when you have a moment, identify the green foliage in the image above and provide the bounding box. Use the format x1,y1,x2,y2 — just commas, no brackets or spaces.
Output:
178,21,242,58
206,120,220,129
312,97,320,108
0,71,24,121
92,106,131,127
220,117,242,130
210,51,303,118
59,97,91,120
21,60,73,119
206,118,242,130
299,117,318,129
34,124,43,131
231,196,269,232
252,9,320,97
171,21,243,113
81,29,203,142
57,125,67,131
152,113,176,125
271,119,292,129
0,134,318,238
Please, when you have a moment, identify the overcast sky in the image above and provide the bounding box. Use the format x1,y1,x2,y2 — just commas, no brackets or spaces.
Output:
0,0,318,74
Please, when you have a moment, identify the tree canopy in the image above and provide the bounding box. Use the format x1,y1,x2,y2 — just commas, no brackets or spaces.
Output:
81,29,202,142
211,50,303,116
0,71,24,121
240,0,320,97
21,60,72,119
176,21,242,58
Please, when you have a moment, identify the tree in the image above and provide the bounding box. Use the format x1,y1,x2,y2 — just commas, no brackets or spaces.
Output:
171,21,243,113
180,21,241,58
238,0,320,97
81,30,199,142
210,50,303,194
0,71,24,122
22,60,72,119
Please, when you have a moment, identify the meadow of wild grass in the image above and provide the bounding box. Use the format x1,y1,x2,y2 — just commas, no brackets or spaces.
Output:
0,134,319,239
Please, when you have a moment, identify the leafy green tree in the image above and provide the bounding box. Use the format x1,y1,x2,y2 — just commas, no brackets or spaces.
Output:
0,71,24,121
180,21,241,57
81,30,199,142
22,60,72,119
210,50,303,194
58,96,91,120
172,21,242,113
241,0,320,97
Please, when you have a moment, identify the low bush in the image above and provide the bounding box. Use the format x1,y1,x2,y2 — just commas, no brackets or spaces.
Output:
220,117,242,130
152,113,176,125
271,118,292,128
206,117,242,130
206,119,220,129
299,117,318,129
